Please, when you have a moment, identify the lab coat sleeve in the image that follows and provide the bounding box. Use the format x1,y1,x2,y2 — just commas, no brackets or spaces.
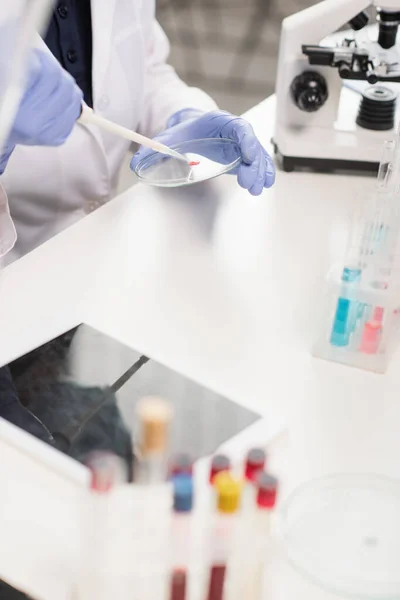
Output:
0,182,17,258
138,20,218,138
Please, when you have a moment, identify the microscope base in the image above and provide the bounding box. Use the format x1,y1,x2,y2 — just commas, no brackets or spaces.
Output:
273,141,380,175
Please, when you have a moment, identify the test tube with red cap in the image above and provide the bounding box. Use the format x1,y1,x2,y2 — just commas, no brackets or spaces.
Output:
85,451,127,493
231,473,279,600
169,453,194,478
256,472,278,510
209,454,231,484
245,448,267,482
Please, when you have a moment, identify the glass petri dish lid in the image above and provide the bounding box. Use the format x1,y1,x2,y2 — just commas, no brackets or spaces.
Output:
278,474,400,600
134,138,242,188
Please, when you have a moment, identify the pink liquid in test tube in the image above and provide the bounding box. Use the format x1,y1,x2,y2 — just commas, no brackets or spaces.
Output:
373,307,384,322
359,321,382,355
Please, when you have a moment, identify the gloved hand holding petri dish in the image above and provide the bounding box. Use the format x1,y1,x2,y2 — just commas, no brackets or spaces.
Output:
130,110,276,195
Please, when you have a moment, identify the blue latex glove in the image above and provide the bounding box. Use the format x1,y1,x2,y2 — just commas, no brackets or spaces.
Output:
130,110,275,195
0,49,82,173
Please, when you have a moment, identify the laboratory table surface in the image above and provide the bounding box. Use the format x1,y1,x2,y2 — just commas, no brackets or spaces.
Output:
0,95,399,600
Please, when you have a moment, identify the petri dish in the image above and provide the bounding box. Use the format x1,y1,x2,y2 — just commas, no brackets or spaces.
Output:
134,137,242,188
278,474,400,599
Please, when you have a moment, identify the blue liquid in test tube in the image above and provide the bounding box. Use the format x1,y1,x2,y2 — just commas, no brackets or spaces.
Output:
330,267,361,347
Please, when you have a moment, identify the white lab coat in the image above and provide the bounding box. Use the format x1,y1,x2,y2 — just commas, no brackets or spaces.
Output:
0,185,16,262
2,0,216,264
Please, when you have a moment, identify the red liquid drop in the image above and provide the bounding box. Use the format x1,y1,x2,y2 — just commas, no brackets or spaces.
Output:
188,161,200,166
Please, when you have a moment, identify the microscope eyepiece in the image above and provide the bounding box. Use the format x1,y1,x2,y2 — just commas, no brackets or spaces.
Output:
377,8,400,49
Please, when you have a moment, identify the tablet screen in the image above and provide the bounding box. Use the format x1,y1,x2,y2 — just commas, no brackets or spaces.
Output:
8,325,258,467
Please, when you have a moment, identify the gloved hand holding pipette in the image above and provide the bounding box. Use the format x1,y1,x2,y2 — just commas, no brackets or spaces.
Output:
0,49,82,173
130,110,276,196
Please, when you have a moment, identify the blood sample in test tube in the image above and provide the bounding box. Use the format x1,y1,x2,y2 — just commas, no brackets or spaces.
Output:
209,454,231,484
207,473,241,600
256,472,278,510
170,453,194,478
244,448,267,482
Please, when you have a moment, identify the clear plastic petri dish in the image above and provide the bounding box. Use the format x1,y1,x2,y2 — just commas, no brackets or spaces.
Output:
134,137,241,188
278,474,400,600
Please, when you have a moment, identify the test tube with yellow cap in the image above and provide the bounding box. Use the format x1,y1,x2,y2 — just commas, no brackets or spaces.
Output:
206,472,242,600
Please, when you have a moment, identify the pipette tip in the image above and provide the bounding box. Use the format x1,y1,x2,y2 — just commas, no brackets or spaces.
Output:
159,146,190,164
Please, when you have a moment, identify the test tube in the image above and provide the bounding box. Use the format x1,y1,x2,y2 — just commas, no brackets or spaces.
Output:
169,474,194,600
226,473,278,600
390,124,400,193
209,454,231,484
373,306,384,323
135,396,173,484
359,320,383,354
85,451,127,492
170,453,194,478
244,449,267,482
330,267,362,347
256,473,278,511
207,473,241,600
367,141,396,262
359,143,395,266
377,140,395,188
81,452,127,599
241,474,278,600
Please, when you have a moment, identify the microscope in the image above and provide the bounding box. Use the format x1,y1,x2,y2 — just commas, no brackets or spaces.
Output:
273,0,400,173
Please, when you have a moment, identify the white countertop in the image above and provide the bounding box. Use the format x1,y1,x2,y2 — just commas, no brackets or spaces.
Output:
0,95,399,600
2,96,400,434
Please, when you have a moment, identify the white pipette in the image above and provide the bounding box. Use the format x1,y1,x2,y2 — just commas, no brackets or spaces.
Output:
79,104,189,164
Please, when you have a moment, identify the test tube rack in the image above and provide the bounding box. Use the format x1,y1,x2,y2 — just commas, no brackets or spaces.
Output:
77,466,277,600
313,140,400,373
313,262,400,373
0,413,279,600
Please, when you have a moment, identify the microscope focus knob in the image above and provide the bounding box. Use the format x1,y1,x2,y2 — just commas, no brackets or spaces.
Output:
290,71,328,113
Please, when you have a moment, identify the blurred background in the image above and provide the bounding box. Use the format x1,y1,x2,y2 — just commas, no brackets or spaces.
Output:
157,0,318,115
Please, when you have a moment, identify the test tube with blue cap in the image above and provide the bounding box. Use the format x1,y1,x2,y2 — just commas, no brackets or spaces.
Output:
169,474,194,600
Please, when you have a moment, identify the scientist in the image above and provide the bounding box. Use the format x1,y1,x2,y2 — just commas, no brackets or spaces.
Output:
1,0,275,263
0,48,82,442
